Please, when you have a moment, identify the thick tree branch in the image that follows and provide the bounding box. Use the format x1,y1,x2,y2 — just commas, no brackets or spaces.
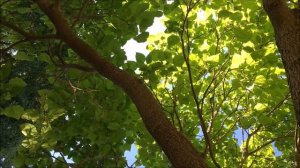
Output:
263,1,300,165
33,0,207,167
262,0,295,32
262,0,300,123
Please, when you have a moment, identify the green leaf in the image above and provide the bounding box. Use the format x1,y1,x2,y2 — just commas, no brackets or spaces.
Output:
173,55,184,66
218,10,232,18
49,108,66,121
0,63,12,81
129,2,149,17
255,75,266,85
167,35,180,46
134,32,149,42
125,61,137,71
136,52,146,63
17,7,31,14
165,20,180,32
108,122,120,130
234,28,252,42
259,115,275,125
147,50,163,63
13,154,25,167
251,49,264,61
67,68,82,79
9,77,27,88
2,105,25,119
232,79,241,89
241,1,258,10
240,118,255,129
38,53,51,63
254,103,267,111
15,51,32,61
21,123,37,136
21,109,39,122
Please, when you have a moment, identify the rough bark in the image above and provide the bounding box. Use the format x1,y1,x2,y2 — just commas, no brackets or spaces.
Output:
33,0,207,167
262,0,300,166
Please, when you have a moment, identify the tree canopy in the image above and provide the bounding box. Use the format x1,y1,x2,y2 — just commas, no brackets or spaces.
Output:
0,0,299,167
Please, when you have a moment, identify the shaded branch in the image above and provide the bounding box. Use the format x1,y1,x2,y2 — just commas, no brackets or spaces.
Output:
71,0,91,28
0,19,58,40
47,42,95,72
0,0,12,7
61,63,96,72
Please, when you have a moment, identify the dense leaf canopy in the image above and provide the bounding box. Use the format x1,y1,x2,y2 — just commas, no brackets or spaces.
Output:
0,0,297,167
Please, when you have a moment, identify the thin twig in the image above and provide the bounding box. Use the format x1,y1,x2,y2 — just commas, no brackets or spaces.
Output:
0,39,27,52
179,0,220,167
71,0,91,28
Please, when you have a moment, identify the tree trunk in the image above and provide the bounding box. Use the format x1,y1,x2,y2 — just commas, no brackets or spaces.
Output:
33,0,207,167
262,0,300,166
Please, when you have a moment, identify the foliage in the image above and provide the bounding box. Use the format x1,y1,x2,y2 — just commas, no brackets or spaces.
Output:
0,115,23,167
0,0,295,167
